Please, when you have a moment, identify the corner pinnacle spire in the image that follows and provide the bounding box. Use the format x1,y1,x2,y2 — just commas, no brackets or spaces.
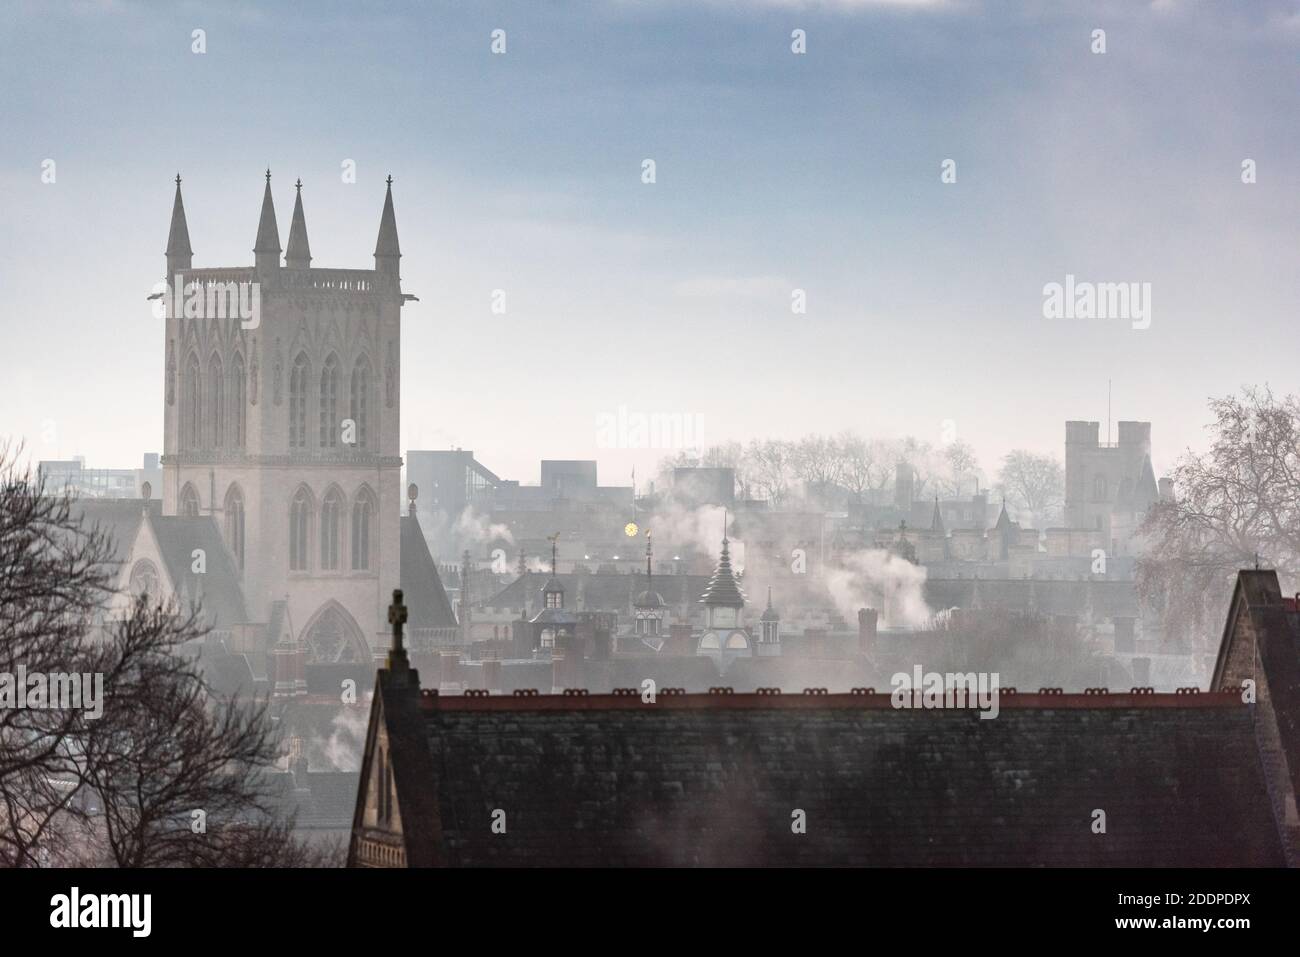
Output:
374,174,401,272
285,177,312,268
254,169,281,271
166,173,193,271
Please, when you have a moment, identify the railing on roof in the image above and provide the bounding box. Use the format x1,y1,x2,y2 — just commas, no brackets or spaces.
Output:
281,268,376,293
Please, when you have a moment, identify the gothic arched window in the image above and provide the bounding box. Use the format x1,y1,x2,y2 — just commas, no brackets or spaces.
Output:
320,353,340,448
350,357,371,450
179,483,200,518
290,485,313,571
289,352,310,449
320,486,344,571
208,353,224,448
231,353,246,449
184,354,201,450
351,486,375,571
128,559,161,605
224,484,245,570
1093,474,1109,502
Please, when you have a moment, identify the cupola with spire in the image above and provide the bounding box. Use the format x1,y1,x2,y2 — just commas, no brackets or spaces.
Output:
166,173,193,274
634,532,666,637
254,169,281,273
285,178,311,269
698,514,746,626
530,535,577,652
696,513,751,665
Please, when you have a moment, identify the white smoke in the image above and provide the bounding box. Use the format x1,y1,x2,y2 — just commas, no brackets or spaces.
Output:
306,702,370,772
456,507,514,546
648,503,744,570
825,549,932,629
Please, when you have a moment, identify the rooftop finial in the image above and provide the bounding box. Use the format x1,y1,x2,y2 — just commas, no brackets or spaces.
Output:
265,167,272,182
387,589,409,671
722,508,728,545
386,173,393,186
295,177,302,192
175,172,182,187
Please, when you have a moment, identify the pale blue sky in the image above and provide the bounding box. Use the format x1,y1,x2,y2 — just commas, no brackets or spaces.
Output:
2,0,1298,485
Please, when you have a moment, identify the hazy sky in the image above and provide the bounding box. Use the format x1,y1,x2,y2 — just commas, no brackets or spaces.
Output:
2,0,1298,487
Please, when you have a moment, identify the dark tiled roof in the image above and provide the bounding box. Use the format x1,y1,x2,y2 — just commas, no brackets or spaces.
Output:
69,498,159,569
922,578,1139,619
400,515,458,630
480,572,714,615
151,515,249,626
403,691,1280,866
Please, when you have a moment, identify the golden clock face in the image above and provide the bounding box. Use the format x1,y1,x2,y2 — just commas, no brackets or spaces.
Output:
624,522,638,537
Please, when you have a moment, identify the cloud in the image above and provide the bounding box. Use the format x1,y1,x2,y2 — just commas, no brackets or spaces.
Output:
671,275,793,300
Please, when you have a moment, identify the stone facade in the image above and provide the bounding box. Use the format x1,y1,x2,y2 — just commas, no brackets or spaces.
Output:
159,173,406,662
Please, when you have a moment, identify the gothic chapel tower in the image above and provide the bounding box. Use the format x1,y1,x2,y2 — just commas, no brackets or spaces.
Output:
161,171,405,664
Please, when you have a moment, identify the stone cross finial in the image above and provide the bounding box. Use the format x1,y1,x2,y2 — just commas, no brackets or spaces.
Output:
387,588,408,669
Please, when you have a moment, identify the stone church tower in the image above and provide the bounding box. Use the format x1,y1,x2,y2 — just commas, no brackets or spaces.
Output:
160,171,406,662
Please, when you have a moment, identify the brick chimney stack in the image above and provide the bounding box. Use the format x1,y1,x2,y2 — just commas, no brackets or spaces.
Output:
858,608,879,656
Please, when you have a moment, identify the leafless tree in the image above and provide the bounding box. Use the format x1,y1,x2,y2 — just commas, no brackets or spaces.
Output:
836,432,892,503
997,450,1064,522
0,443,332,867
1138,387,1300,645
744,439,796,507
0,442,114,865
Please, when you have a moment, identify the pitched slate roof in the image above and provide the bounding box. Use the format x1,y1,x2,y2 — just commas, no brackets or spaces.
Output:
480,572,714,614
400,515,458,630
360,688,1281,867
922,578,1139,619
151,515,249,626
69,498,160,570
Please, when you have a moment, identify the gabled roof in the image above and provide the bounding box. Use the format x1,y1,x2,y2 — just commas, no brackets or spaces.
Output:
1212,570,1300,801
354,687,1282,867
150,514,249,626
400,515,458,630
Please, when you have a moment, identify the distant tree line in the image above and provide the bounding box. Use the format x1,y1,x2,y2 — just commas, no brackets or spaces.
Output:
658,433,1065,525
